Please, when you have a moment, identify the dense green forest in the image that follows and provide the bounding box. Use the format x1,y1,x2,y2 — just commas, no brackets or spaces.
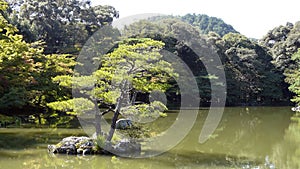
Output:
1,0,300,127
148,13,239,36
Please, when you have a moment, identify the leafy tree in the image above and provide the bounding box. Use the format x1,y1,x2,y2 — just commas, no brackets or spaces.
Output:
261,22,300,71
48,38,176,142
1,1,76,126
124,17,290,106
146,14,238,37
123,18,201,39
0,0,38,113
208,33,285,105
7,0,119,54
285,49,300,104
123,18,213,106
29,53,76,125
260,22,300,104
180,13,238,37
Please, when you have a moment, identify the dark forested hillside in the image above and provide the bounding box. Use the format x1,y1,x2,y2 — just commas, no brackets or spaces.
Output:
180,13,239,36
123,17,295,106
260,22,300,105
208,32,288,105
147,13,238,37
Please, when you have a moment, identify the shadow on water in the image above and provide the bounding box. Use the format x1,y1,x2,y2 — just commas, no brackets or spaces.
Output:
136,150,260,168
0,149,260,169
0,128,87,150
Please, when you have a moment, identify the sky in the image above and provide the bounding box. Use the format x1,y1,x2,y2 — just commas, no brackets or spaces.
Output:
91,0,300,39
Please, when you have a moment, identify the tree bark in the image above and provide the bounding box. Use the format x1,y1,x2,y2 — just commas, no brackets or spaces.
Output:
131,91,137,105
106,108,120,142
106,81,128,142
37,114,42,125
95,112,102,136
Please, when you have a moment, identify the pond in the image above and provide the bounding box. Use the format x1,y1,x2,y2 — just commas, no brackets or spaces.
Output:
0,107,297,169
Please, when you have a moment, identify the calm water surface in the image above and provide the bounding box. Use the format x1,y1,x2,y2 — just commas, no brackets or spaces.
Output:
0,107,297,169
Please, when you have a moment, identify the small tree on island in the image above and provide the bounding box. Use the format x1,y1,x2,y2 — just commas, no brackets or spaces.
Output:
48,38,176,142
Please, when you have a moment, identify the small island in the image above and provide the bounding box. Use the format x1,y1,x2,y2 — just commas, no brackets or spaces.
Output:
47,136,141,157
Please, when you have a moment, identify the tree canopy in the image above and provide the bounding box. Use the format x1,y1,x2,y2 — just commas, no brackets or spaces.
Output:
205,32,286,105
7,0,119,54
1,0,76,126
48,38,175,140
123,17,289,106
1,0,40,112
2,0,300,128
285,49,300,104
180,13,238,37
260,22,300,71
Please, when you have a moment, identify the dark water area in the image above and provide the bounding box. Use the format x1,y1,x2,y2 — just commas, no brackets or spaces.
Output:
0,107,296,169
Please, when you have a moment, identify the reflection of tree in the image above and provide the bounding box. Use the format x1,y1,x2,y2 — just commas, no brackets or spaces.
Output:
271,114,300,169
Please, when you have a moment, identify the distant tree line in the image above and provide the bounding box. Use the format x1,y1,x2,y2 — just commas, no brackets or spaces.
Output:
122,17,297,106
1,0,300,127
180,13,239,36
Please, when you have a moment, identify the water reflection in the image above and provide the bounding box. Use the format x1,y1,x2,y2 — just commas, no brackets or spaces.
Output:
176,107,291,160
0,128,87,150
0,150,260,169
271,113,300,169
0,107,295,169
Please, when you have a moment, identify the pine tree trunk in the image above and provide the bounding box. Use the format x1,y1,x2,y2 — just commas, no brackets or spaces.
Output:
95,112,102,136
131,91,137,105
38,114,42,125
106,109,120,142
106,80,128,142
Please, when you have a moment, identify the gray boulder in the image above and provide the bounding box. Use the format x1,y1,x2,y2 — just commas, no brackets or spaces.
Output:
48,136,93,155
115,119,133,129
113,139,141,157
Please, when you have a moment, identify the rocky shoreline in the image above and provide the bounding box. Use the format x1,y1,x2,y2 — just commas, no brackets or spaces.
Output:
48,136,141,157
